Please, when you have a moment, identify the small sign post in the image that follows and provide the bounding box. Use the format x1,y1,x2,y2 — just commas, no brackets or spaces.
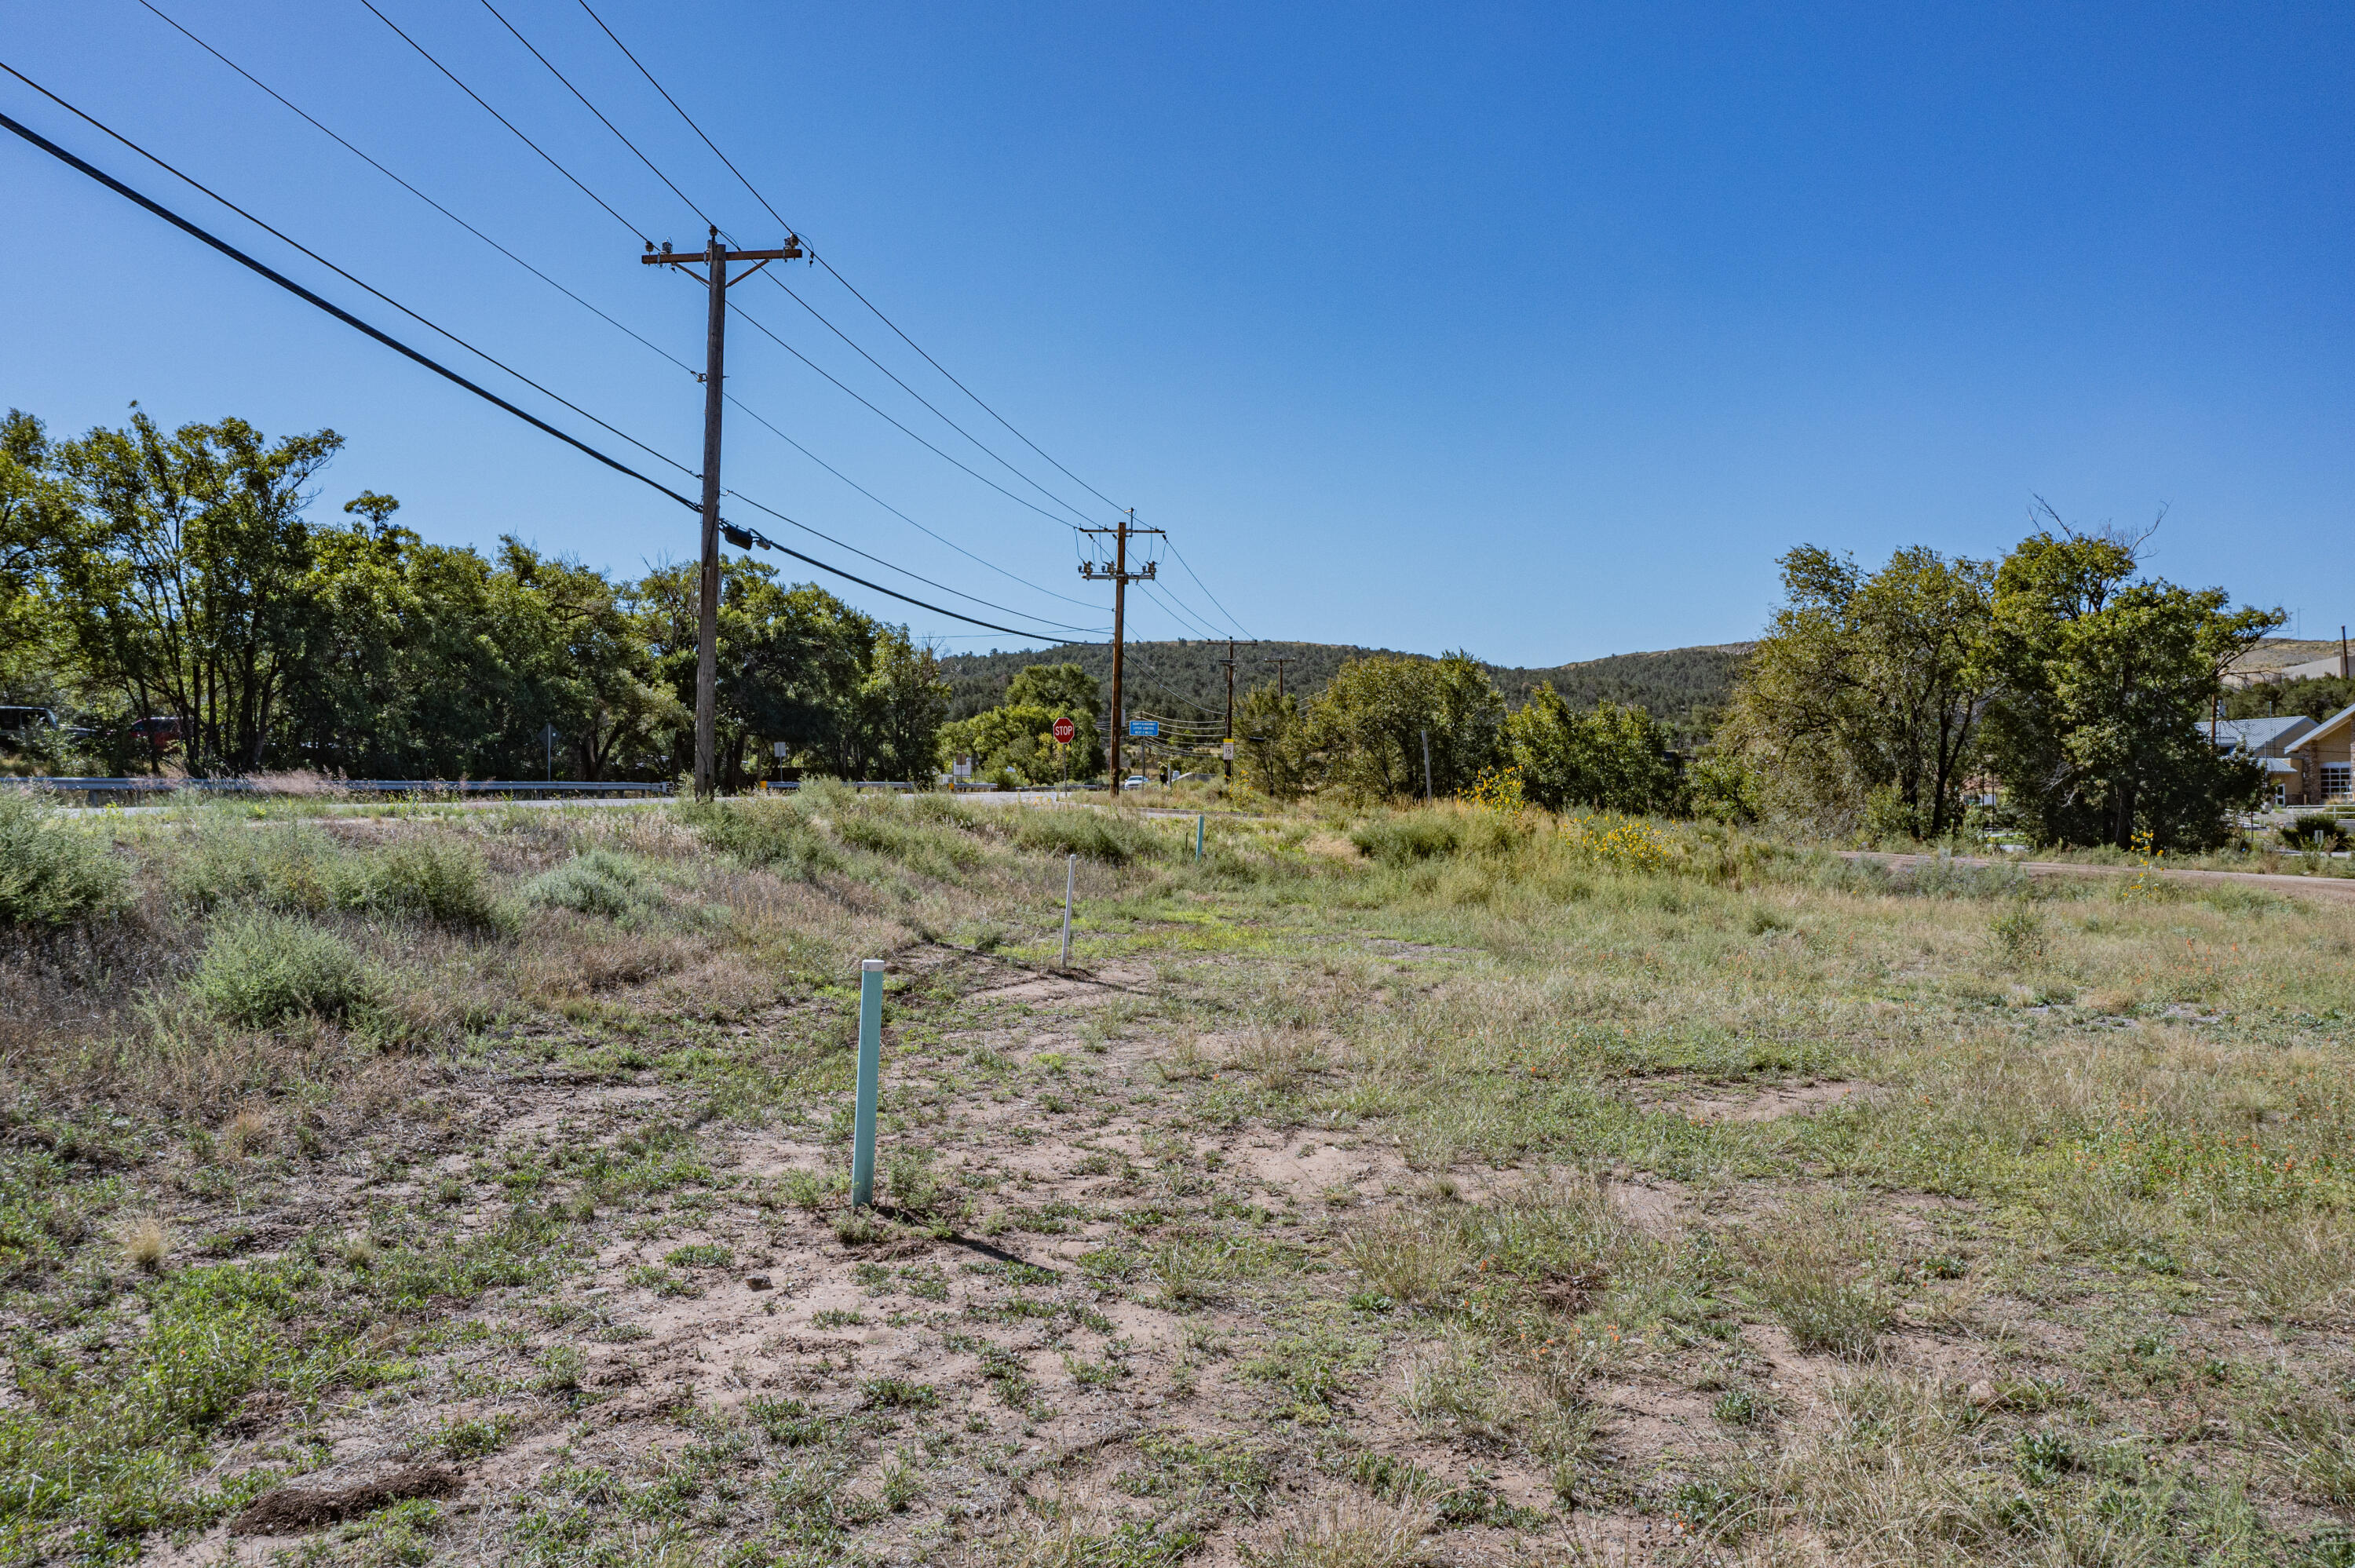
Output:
849,959,885,1208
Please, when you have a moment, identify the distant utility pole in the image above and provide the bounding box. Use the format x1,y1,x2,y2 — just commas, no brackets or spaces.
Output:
1268,655,1292,702
644,225,804,799
1218,639,1237,788
1078,509,1161,789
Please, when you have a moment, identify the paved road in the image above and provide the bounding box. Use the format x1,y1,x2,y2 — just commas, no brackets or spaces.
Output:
1844,849,2355,905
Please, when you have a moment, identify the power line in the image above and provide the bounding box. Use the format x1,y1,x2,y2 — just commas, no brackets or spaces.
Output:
571,0,1131,519
133,0,696,379
486,0,1110,531
0,58,692,480
476,0,717,232
1165,537,1253,640
356,0,648,243
0,99,1091,647
0,95,692,504
725,301,1094,531
132,2,1100,623
721,393,1104,612
721,489,1107,636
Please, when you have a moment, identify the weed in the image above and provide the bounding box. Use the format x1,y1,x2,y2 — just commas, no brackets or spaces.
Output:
813,1309,866,1329
1259,1490,1433,1568
861,1377,939,1411
421,1414,513,1461
1732,1206,1893,1359
661,1243,732,1270
523,849,654,920
0,789,130,928
189,911,371,1026
118,1214,174,1273
1988,902,2047,967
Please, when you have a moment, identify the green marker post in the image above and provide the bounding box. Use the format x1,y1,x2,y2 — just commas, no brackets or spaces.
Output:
850,958,885,1208
1196,813,1205,861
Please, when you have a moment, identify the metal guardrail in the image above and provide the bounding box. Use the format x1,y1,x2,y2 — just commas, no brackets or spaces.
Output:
2,777,674,806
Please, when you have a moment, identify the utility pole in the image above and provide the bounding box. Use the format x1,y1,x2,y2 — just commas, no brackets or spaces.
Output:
1218,639,1237,789
1269,655,1292,702
644,225,804,799
1078,510,1161,790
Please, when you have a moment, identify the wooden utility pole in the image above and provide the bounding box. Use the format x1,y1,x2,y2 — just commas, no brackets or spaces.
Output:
1224,639,1239,785
644,226,803,798
1079,510,1160,789
1269,655,1292,702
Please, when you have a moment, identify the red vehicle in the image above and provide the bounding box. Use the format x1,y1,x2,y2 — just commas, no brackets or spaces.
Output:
129,716,182,753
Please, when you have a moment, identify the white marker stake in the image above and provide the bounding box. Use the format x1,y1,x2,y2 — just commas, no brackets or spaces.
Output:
1061,853,1076,968
850,959,885,1208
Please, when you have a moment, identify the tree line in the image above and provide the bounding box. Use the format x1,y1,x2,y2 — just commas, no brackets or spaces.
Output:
1718,519,2280,848
1,409,948,783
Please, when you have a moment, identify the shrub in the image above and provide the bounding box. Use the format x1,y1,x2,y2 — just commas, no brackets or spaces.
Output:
0,789,131,928
1009,809,1161,866
1988,903,2046,967
1349,812,1464,865
678,798,839,877
350,837,509,932
189,912,371,1026
2284,814,2349,851
522,850,653,919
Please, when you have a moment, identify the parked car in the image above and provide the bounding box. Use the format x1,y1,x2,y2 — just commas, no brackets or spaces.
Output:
1122,775,1148,790
129,716,182,753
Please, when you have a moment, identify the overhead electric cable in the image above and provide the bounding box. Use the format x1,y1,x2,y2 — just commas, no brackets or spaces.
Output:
720,489,1106,635
571,0,1133,516
725,302,1094,531
1141,581,1224,641
0,100,1087,647
130,2,1103,630
0,59,691,479
132,0,694,377
487,0,1110,528
476,0,717,230
1164,538,1254,640
721,394,1104,611
356,0,648,242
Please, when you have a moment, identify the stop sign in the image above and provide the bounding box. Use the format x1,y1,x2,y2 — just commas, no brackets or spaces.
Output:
1052,716,1077,744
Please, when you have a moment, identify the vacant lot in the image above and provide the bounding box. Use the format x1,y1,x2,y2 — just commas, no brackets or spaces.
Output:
2,787,2351,1566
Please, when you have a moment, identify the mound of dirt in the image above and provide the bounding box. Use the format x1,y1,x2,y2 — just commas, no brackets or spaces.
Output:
232,1464,460,1534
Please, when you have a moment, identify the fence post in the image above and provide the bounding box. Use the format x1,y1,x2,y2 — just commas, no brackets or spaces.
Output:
850,958,885,1208
1196,813,1205,861
1061,854,1076,968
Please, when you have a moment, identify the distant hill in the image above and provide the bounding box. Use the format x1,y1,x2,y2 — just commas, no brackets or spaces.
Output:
939,640,1751,746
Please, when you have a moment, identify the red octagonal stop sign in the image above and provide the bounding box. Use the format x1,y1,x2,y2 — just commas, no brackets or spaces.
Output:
1052,716,1077,744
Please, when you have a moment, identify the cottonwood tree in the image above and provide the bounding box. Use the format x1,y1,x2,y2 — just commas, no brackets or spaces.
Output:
1721,544,1995,837
1981,520,2280,848
1507,687,1680,814
1309,652,1505,802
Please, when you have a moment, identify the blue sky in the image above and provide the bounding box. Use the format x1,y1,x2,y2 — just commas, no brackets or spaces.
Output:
5,2,2352,665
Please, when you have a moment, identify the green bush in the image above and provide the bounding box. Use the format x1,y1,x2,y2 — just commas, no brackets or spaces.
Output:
0,789,131,928
1349,811,1465,865
678,798,840,878
189,912,371,1026
522,850,653,919
1008,809,1162,866
2283,814,2349,851
348,837,509,932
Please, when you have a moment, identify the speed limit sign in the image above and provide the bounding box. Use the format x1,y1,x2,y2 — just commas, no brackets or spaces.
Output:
1052,716,1077,744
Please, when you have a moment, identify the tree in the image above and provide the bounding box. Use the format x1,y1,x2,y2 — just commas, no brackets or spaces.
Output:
1308,652,1506,802
1507,687,1680,813
1720,544,1994,837
846,629,951,782
46,412,344,774
1981,523,2280,848
1236,683,1308,800
0,412,76,713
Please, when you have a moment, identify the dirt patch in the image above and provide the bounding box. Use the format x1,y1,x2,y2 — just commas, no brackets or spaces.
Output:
1679,1079,1872,1124
232,1464,460,1533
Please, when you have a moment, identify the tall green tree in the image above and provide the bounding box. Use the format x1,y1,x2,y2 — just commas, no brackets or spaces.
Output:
1720,544,1995,836
47,412,344,774
1981,526,2280,848
1236,683,1308,800
1507,687,1680,814
1308,652,1505,801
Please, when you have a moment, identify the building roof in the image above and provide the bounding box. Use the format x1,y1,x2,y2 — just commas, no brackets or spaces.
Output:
2212,715,2316,752
2285,702,2355,752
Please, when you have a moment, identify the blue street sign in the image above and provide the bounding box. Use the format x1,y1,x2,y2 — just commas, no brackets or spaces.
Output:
1128,720,1159,737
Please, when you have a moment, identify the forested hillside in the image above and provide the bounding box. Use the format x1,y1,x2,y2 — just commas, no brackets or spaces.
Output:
943,639,1750,742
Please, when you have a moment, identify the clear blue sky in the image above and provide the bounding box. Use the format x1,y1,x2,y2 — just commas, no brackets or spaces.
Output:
6,2,2352,665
